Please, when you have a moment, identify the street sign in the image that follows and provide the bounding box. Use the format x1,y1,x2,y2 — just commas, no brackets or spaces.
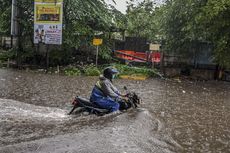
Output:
92,38,103,67
93,38,103,46
34,0,63,45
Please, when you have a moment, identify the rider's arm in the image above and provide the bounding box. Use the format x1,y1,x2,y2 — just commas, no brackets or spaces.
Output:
101,80,121,99
110,83,122,96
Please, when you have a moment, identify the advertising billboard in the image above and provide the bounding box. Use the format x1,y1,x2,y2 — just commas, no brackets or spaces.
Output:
34,0,63,45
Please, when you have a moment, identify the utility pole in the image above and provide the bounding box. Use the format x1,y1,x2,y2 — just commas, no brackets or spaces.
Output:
96,45,99,67
11,0,21,68
11,0,18,48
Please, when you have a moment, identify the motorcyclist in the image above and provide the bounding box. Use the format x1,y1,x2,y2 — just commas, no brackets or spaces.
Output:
90,67,127,112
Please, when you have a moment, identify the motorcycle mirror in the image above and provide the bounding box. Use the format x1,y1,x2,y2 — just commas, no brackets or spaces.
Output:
124,86,127,90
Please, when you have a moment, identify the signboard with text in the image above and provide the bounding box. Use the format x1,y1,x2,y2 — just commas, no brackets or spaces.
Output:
93,38,103,46
34,0,63,45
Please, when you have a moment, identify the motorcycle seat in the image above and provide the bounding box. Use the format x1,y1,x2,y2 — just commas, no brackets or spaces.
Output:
77,97,90,103
77,97,101,108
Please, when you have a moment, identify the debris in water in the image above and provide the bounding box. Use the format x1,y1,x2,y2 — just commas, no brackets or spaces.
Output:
160,112,165,117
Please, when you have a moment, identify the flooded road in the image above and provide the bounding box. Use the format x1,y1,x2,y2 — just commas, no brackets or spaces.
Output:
0,68,229,153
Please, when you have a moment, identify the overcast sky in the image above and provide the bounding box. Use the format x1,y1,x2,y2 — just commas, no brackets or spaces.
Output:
106,0,141,14
106,0,164,14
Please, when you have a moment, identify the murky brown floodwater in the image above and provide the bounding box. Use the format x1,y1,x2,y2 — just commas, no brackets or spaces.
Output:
0,68,229,153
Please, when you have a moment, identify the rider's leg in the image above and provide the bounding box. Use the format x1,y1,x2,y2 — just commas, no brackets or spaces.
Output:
95,98,120,112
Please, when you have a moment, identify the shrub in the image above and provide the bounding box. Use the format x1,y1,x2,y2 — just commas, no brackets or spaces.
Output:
0,48,16,62
64,67,81,76
84,65,101,76
98,45,112,63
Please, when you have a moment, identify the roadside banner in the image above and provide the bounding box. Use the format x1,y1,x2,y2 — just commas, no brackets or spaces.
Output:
34,0,63,45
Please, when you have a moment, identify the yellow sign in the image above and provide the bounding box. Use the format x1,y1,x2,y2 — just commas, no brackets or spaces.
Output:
38,6,59,14
35,4,62,24
35,0,63,3
93,39,103,46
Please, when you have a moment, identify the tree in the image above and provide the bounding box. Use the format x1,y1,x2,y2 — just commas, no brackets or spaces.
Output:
126,0,162,41
197,0,230,68
0,0,11,35
160,0,230,68
0,0,125,65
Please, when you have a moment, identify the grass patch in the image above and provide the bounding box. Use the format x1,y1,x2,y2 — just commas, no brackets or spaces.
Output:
63,65,100,76
112,64,157,77
10,62,158,79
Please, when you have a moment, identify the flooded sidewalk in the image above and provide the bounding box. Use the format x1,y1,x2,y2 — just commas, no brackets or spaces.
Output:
0,69,229,152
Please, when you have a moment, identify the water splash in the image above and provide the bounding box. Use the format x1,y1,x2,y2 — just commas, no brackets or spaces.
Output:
0,99,68,121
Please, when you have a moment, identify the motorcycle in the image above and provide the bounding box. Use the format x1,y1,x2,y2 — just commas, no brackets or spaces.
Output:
68,86,141,115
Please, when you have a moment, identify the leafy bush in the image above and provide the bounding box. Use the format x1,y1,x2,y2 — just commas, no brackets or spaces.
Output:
0,52,9,62
49,48,74,66
0,49,16,61
98,45,112,62
84,65,101,76
64,67,81,76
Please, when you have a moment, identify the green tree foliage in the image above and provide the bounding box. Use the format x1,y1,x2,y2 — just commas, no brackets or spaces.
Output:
0,0,11,35
63,0,112,47
161,0,230,68
126,0,162,41
1,0,229,68
197,0,230,67
126,0,230,68
0,0,126,65
160,0,207,55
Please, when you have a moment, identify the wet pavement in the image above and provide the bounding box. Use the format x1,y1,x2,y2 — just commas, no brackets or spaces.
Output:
0,68,229,153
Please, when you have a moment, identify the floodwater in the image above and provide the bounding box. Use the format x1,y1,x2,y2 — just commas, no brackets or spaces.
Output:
0,68,229,153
